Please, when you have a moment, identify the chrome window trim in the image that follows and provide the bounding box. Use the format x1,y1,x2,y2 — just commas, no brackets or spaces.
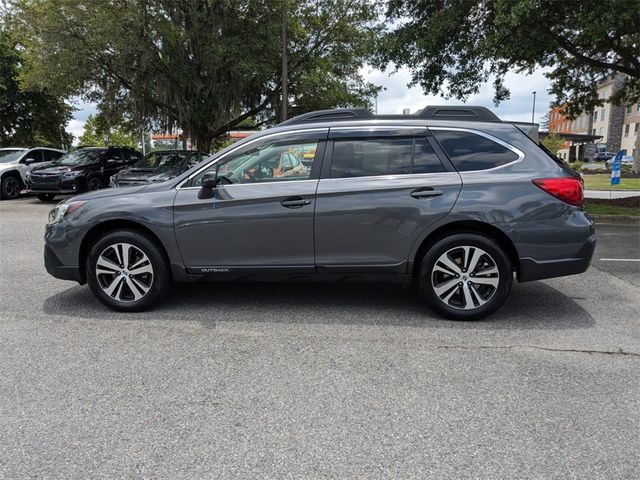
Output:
318,170,460,184
177,127,328,189
428,126,525,172
329,125,428,131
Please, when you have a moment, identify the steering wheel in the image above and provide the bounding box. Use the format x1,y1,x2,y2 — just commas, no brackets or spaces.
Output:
216,175,233,185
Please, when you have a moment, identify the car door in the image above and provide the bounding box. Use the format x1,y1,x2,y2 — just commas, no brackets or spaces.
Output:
18,150,44,181
173,129,328,273
102,148,123,181
314,127,462,273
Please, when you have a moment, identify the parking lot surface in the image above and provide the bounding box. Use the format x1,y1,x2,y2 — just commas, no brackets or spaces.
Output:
1,196,639,479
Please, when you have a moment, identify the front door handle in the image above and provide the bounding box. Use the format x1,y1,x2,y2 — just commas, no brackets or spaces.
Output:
280,196,312,209
411,187,444,199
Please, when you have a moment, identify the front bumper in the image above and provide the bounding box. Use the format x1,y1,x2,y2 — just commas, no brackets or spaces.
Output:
44,243,83,283
27,176,83,195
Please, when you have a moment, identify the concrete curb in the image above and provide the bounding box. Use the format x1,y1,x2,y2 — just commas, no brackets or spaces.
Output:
591,214,640,225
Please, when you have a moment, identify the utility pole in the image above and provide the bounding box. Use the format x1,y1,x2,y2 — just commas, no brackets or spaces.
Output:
531,91,537,124
281,0,288,122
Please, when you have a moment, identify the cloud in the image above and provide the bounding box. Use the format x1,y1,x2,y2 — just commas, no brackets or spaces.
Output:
66,119,86,142
66,101,98,144
362,66,554,124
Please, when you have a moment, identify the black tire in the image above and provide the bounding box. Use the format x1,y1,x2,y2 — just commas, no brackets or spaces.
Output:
86,176,103,191
1,175,22,200
86,230,172,312
417,233,513,321
37,193,55,201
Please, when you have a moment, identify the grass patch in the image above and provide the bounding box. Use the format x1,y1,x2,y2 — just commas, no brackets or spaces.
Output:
585,196,640,216
582,174,640,191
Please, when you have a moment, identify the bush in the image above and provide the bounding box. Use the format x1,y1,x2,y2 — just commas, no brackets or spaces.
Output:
569,161,582,172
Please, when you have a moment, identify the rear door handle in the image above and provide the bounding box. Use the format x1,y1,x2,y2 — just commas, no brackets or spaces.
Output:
280,196,312,208
411,187,444,198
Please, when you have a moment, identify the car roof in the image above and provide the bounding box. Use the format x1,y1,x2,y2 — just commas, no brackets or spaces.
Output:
147,150,203,154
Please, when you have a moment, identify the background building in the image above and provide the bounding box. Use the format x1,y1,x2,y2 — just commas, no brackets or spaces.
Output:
548,74,639,162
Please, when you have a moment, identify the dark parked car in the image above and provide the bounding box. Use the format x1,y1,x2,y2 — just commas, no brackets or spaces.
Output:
592,151,615,162
44,106,595,320
110,150,206,187
27,146,142,200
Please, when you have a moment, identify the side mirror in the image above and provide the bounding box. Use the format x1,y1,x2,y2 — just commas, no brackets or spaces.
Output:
23,157,37,165
202,170,218,189
106,158,118,164
198,170,218,199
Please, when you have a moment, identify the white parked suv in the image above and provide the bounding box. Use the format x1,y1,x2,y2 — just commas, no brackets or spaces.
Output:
0,147,66,200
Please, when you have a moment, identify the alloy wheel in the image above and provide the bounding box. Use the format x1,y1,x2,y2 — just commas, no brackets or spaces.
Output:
95,243,154,302
3,177,21,199
88,178,102,191
431,245,499,310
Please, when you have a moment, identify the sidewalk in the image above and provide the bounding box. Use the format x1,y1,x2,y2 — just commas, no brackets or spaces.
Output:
584,190,640,199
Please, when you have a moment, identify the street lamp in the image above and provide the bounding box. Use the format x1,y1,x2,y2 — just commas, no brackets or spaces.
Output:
531,91,537,124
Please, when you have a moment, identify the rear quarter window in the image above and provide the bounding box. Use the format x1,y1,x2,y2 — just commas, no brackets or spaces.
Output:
431,130,520,171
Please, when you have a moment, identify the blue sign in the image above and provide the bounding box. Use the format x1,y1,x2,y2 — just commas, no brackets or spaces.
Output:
610,150,623,185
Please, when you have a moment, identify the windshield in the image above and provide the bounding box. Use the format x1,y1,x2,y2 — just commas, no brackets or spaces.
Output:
56,149,104,166
0,150,26,164
134,151,196,169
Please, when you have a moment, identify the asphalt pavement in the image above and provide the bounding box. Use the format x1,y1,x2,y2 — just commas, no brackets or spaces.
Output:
1,196,638,479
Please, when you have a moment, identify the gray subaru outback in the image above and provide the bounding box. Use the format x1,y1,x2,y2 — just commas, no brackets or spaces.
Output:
44,106,595,320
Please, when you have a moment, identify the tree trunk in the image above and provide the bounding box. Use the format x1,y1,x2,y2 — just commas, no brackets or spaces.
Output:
194,129,214,153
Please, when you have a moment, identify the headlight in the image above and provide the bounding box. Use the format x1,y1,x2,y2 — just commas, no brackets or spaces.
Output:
63,170,81,177
47,201,85,225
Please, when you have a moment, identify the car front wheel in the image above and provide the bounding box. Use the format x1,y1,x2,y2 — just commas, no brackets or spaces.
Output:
86,177,103,191
1,175,22,200
418,233,513,320
86,230,171,311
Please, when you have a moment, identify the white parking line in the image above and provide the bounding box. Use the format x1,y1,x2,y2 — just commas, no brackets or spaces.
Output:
599,258,640,262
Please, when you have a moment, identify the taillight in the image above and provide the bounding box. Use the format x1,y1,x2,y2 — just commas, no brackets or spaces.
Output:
532,177,584,207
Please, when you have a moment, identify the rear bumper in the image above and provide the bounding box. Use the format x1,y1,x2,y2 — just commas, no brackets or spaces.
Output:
518,231,596,282
508,207,596,283
44,244,83,283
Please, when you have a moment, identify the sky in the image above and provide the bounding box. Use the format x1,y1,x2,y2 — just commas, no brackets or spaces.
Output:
66,66,554,141
361,66,553,123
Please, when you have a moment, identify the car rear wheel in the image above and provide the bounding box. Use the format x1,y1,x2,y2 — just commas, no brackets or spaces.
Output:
37,193,55,201
1,175,22,200
87,177,103,191
418,233,512,320
86,230,171,311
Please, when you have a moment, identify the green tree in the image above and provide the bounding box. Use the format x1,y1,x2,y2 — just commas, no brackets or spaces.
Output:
377,0,640,117
0,28,72,148
541,133,565,156
78,114,137,147
12,0,381,151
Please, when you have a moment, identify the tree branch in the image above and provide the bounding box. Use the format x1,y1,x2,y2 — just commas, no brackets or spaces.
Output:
551,31,640,78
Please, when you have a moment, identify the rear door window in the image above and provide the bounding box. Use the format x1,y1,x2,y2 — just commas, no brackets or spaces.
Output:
26,150,44,163
330,137,445,178
43,150,63,162
431,130,520,171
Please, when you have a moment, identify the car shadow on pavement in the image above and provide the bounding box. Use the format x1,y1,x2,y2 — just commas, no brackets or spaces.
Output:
43,280,595,330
